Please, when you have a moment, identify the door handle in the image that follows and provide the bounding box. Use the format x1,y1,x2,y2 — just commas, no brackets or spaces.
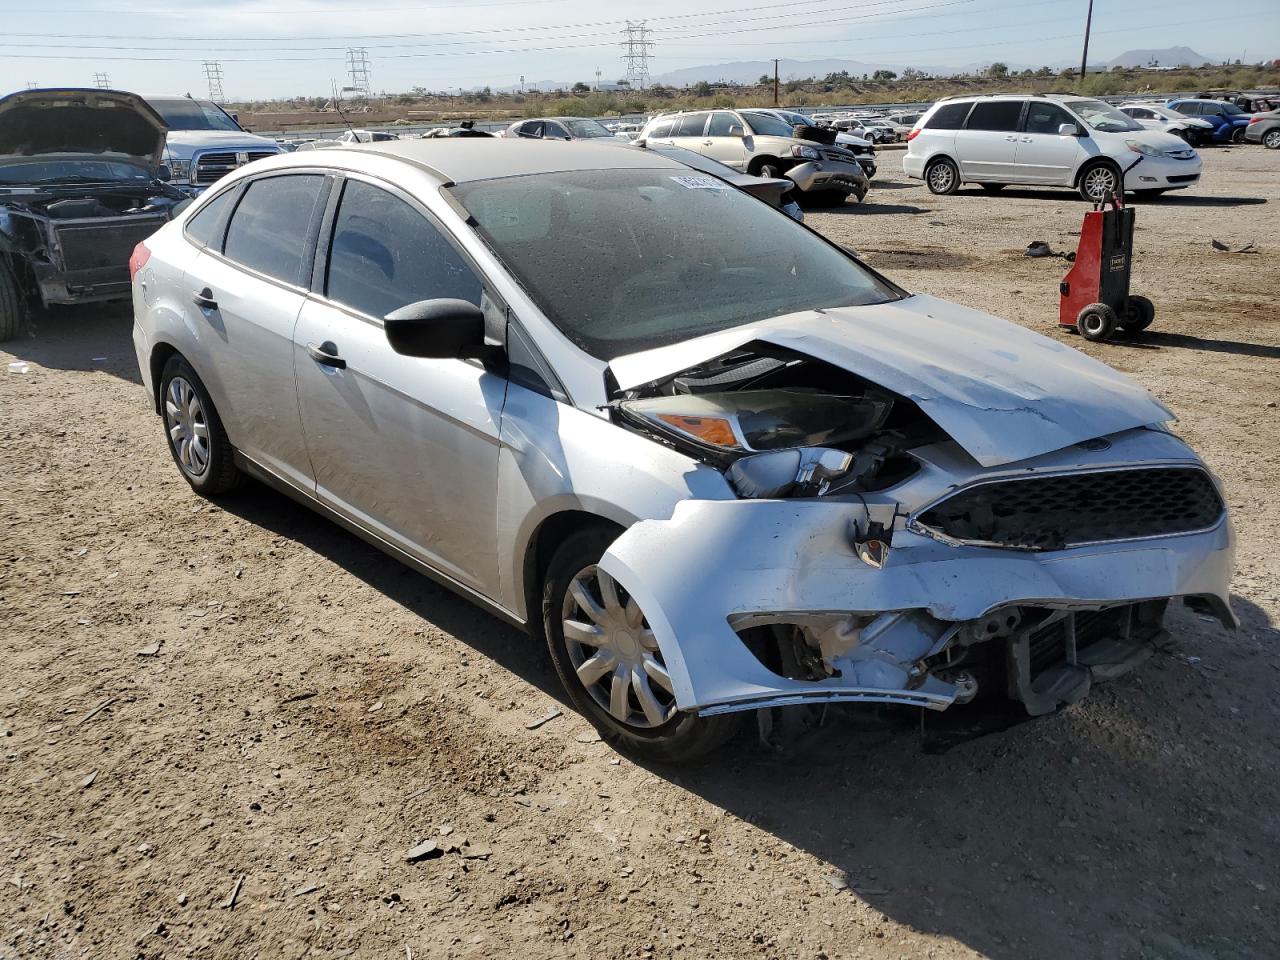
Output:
1005,135,1019,141
703,139,713,145
191,287,218,310
306,341,346,370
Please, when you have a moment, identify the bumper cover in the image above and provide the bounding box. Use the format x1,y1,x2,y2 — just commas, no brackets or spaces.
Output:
787,158,869,198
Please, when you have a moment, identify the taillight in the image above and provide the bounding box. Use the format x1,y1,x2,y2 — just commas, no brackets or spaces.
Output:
1247,116,1261,124
906,128,921,141
128,241,151,281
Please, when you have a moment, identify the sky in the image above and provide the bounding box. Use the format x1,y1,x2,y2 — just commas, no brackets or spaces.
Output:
0,0,1275,100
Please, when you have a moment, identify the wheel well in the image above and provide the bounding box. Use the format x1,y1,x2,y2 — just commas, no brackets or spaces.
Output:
522,510,625,640
747,155,781,176
149,342,180,413
926,154,957,170
1074,157,1120,187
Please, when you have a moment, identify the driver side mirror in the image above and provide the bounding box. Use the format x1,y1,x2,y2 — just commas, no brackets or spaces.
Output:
728,123,745,137
1058,123,1082,137
384,298,486,359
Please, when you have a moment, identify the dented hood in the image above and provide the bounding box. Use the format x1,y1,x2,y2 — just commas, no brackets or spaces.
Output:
608,294,1174,467
0,88,167,172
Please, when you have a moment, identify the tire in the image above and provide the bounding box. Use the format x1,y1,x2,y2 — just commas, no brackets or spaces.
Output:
925,157,960,195
1078,161,1121,202
750,158,782,179
542,527,741,762
1077,303,1118,342
1120,294,1155,332
1264,129,1280,150
1183,129,1201,147
1231,126,1246,145
0,259,25,343
979,183,1006,193
159,354,242,496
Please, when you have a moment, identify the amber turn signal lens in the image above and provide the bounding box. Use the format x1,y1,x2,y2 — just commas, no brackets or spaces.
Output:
657,414,739,448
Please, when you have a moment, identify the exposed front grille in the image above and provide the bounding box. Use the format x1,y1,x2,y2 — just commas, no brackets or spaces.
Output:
914,467,1224,550
1028,609,1115,673
193,149,278,184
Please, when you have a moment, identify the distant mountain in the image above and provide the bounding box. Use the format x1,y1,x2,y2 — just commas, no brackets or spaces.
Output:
1106,47,1214,69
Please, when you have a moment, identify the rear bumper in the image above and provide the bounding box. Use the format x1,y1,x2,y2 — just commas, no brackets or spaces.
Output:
902,152,926,179
1244,124,1275,144
787,159,869,198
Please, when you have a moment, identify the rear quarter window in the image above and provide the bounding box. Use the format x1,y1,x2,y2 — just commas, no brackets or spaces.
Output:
184,188,236,250
925,102,972,130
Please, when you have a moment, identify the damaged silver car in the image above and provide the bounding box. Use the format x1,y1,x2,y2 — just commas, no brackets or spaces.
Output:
131,141,1234,760
0,88,187,340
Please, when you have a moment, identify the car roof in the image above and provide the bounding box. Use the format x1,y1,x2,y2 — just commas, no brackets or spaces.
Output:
343,138,688,183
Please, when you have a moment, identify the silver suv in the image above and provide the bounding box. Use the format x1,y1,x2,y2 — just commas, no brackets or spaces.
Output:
638,109,869,203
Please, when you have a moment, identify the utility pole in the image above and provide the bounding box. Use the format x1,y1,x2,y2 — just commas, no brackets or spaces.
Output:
202,61,225,102
345,48,372,101
93,72,111,89
1079,0,1094,81
595,67,602,91
773,59,780,106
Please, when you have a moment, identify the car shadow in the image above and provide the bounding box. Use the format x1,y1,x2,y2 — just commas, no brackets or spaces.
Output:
843,202,933,215
2,302,142,385
961,186,1267,207
1106,329,1280,359
204,476,1280,959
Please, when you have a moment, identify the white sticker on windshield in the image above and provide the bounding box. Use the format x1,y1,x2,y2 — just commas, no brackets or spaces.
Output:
669,175,731,190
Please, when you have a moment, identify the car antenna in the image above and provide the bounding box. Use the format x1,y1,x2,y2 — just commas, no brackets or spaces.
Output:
334,96,358,135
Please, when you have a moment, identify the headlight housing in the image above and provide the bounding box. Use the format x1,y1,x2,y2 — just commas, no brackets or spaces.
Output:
1125,140,1163,157
791,144,821,161
166,159,192,181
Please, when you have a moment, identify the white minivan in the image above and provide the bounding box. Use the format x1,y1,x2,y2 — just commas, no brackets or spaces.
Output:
903,94,1202,201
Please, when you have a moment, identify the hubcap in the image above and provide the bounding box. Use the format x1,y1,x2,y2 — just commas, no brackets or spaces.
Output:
1084,167,1116,199
561,565,676,729
929,164,954,191
164,376,211,477
1266,131,1280,148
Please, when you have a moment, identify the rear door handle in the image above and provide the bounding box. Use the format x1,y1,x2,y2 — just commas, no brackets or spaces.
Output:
703,139,714,145
306,341,346,370
1005,135,1019,141
191,287,218,310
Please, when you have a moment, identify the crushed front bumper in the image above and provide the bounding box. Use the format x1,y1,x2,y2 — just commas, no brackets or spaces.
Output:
599,497,1234,718
787,159,869,199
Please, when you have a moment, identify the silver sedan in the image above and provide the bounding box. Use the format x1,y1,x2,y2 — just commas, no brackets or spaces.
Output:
131,140,1234,760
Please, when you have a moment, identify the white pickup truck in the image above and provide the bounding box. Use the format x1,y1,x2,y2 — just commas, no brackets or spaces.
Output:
143,95,280,194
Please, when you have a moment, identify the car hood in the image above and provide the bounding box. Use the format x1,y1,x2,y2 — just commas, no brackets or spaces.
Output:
162,129,280,154
0,88,167,171
608,294,1174,468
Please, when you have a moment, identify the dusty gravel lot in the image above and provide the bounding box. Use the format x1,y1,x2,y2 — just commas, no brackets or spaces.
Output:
2,146,1278,960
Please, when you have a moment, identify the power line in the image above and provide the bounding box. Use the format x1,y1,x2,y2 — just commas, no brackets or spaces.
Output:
621,20,654,90
202,60,225,101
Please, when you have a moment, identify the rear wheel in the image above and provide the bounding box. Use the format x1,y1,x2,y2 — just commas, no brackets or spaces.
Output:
542,528,741,762
1120,295,1155,332
159,354,242,496
1231,126,1246,144
925,157,960,195
0,259,25,343
1077,302,1118,342
1264,129,1280,150
1078,161,1121,202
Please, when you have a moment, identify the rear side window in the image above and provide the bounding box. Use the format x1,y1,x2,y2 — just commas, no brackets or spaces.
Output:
924,102,972,130
674,113,709,136
966,101,1024,131
184,188,236,250
326,179,482,320
224,175,325,284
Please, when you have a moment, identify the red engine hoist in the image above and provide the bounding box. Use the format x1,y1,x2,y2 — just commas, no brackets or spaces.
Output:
1058,193,1155,342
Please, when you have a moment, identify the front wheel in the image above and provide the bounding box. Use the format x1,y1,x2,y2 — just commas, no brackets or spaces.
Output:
1231,126,1246,145
925,157,960,195
159,354,242,496
1078,162,1121,202
1077,302,1118,342
755,161,782,179
542,528,741,762
1263,129,1280,150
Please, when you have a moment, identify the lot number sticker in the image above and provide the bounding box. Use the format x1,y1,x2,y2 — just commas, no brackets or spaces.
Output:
670,175,731,190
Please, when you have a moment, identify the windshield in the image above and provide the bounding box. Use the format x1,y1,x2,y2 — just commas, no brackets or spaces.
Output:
0,158,152,185
563,119,614,138
1065,99,1142,133
741,111,797,138
146,97,241,132
451,168,900,359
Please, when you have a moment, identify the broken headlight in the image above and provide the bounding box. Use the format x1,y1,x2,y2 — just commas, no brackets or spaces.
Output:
619,389,892,457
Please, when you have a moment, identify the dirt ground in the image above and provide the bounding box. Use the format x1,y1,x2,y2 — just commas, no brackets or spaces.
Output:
2,147,1278,960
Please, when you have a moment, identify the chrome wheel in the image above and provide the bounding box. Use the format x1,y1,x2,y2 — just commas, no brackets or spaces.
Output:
1264,130,1280,149
1082,165,1118,201
561,564,676,729
927,161,956,193
164,376,210,477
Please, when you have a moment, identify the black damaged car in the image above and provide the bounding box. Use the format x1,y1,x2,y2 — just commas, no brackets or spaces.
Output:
0,88,188,340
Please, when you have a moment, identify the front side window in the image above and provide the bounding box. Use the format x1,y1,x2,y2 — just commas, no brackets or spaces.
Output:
925,102,972,130
741,111,795,137
184,188,236,249
1065,99,1142,132
965,101,1024,131
223,174,325,284
544,122,570,139
1024,103,1075,135
451,169,901,360
1217,102,1244,116
706,112,740,136
326,179,481,320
